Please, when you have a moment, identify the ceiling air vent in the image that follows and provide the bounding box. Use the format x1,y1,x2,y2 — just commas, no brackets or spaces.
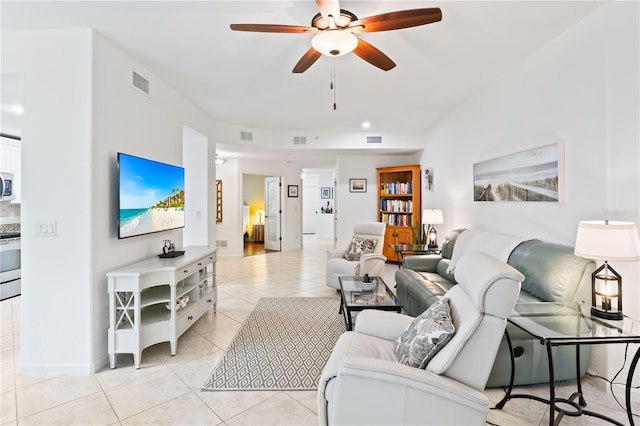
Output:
131,71,150,96
241,131,253,141
293,136,307,145
367,136,382,144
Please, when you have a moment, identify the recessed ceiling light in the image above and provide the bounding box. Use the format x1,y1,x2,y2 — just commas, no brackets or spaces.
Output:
362,121,371,129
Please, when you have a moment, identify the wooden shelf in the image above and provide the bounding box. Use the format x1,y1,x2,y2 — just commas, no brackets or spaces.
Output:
377,165,421,261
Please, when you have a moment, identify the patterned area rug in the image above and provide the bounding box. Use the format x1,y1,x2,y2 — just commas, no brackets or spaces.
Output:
202,297,345,391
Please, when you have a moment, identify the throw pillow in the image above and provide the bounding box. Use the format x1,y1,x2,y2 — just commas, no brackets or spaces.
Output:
395,298,455,369
344,237,378,261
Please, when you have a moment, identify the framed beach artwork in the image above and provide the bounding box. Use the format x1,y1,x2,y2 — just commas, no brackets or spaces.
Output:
349,179,367,193
473,142,564,202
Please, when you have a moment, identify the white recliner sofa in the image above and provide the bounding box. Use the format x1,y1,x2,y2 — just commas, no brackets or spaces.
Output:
318,251,524,425
325,222,387,290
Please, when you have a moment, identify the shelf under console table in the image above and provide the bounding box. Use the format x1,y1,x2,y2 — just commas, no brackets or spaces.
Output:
107,246,217,369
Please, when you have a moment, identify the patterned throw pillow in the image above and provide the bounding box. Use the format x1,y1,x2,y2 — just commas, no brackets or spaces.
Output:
344,237,378,261
395,298,455,369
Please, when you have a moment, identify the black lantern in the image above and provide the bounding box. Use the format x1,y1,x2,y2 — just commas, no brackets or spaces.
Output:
574,220,640,321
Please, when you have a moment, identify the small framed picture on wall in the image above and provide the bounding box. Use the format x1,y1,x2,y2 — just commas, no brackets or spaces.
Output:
288,185,299,197
321,187,331,199
425,167,434,192
349,179,367,193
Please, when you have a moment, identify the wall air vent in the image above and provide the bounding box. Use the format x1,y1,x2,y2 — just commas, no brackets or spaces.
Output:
216,240,228,248
293,136,307,145
367,136,382,144
131,71,150,96
241,131,253,141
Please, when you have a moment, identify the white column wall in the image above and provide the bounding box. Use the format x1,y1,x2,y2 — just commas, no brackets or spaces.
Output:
3,29,94,374
4,29,219,373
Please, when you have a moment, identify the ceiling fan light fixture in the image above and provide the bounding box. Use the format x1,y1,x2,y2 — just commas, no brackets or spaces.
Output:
311,31,358,57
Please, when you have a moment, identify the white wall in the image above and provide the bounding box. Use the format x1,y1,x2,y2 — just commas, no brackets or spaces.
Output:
4,29,219,373
419,1,639,386
335,153,421,250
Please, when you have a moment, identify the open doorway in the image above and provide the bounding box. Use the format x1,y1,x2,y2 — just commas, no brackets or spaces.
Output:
242,173,281,256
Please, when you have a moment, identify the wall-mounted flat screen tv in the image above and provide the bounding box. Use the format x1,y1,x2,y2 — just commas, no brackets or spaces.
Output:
118,152,185,239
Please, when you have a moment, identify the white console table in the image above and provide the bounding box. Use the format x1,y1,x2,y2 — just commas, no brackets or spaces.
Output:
107,246,217,368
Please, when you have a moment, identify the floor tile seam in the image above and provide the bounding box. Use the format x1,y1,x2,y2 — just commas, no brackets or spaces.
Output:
115,386,195,425
15,389,110,423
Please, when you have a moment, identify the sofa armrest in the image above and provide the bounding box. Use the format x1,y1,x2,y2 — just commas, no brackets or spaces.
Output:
327,357,489,425
402,254,442,272
326,248,345,260
354,310,414,341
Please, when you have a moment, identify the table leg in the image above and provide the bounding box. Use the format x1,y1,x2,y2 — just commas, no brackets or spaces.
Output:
496,328,516,409
626,347,640,426
546,342,556,426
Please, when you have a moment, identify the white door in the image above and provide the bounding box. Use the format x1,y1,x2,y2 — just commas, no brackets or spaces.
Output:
302,185,319,234
264,176,281,251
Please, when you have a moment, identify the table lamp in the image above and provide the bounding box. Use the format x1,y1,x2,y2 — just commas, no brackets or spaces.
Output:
256,208,265,224
422,209,444,249
574,220,640,320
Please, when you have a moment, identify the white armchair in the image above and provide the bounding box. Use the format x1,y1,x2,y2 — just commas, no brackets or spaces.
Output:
325,222,387,290
318,251,524,425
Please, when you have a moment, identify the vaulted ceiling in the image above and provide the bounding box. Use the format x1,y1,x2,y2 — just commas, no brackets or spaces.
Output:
1,1,605,166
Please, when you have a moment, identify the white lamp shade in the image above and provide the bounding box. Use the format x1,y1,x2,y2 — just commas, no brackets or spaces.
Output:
574,220,640,261
311,31,358,57
422,209,444,225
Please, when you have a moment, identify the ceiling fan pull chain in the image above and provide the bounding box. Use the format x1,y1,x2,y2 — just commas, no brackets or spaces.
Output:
332,58,337,110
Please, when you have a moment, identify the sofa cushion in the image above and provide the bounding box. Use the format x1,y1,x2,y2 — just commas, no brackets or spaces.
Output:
395,298,455,369
508,240,592,303
440,228,465,259
344,237,377,261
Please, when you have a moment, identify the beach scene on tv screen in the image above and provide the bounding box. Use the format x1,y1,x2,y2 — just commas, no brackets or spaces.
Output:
119,154,185,238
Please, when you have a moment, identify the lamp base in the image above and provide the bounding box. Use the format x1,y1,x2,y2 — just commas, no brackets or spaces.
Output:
591,306,623,321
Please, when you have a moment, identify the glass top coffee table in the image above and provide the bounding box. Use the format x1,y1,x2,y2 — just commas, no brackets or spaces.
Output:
496,302,640,426
338,276,401,331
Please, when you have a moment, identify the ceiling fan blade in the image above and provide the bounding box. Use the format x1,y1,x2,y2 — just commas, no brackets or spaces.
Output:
353,38,396,71
315,0,340,21
230,23,317,33
292,48,323,73
350,8,442,33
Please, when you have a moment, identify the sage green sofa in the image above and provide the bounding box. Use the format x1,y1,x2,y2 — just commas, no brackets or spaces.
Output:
395,228,595,387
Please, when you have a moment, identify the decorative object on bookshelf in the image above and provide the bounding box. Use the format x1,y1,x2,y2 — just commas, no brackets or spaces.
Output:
377,165,421,261
349,178,367,193
288,184,299,197
159,239,185,258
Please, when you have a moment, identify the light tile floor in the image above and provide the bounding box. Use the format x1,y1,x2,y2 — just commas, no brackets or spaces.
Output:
1,235,637,425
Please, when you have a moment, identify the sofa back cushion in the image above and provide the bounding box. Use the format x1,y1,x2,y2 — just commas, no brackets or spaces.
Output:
508,240,595,303
440,228,466,259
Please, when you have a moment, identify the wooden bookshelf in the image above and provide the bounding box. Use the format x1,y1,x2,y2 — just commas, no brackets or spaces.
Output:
377,165,421,261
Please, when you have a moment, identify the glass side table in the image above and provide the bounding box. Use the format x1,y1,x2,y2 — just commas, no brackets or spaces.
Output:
389,243,441,267
495,302,640,426
338,276,402,331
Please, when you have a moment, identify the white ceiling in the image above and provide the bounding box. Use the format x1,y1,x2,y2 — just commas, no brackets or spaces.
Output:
0,1,605,166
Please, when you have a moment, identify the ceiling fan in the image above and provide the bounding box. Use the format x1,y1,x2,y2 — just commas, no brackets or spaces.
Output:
230,0,442,73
